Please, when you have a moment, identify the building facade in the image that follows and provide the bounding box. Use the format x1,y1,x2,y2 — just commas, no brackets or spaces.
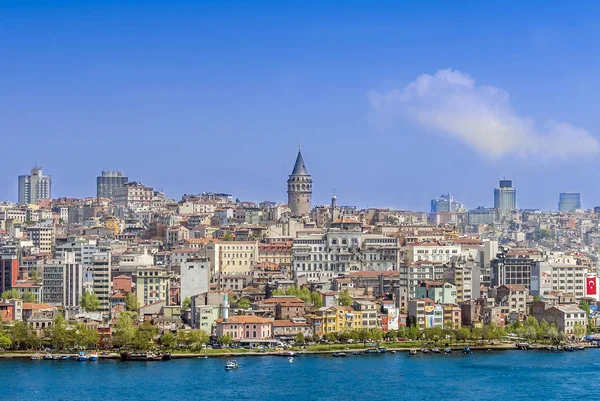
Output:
18,166,51,205
558,193,581,212
97,171,128,200
494,179,517,211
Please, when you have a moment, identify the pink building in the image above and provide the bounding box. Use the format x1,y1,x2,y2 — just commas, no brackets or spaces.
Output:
215,316,273,343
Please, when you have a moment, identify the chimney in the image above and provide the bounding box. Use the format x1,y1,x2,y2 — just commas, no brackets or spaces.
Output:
20,268,29,281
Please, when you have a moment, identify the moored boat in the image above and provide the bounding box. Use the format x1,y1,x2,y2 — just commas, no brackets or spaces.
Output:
378,346,387,353
43,354,54,360
88,352,99,361
563,345,574,352
421,348,431,354
60,355,71,360
575,346,585,351
31,353,43,360
462,346,471,354
444,348,452,354
432,348,441,354
409,349,418,355
76,352,88,361
120,351,171,361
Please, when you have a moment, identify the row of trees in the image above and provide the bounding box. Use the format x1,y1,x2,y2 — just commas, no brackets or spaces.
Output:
0,315,99,350
1,289,37,303
271,285,355,308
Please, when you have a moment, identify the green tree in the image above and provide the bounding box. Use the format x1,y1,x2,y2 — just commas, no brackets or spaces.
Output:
337,289,353,306
125,292,139,311
407,326,420,341
370,328,384,344
188,329,209,350
218,333,233,347
222,233,234,241
456,327,470,343
22,292,36,303
310,292,323,308
0,332,11,350
112,313,135,348
30,270,39,282
161,332,176,349
182,297,191,309
237,298,251,309
574,322,587,339
579,300,591,317
1,289,20,300
47,314,68,350
271,289,285,296
81,291,100,312
294,332,305,345
73,323,99,349
10,321,36,349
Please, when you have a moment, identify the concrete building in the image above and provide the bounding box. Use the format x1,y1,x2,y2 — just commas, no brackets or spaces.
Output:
542,304,587,334
558,193,581,212
97,171,128,200
18,166,51,204
208,241,259,274
180,258,211,301
494,179,517,211
287,148,312,216
112,181,154,209
491,255,536,290
42,253,83,307
468,207,496,226
415,281,457,305
136,266,170,306
0,252,18,293
91,252,111,314
26,224,55,254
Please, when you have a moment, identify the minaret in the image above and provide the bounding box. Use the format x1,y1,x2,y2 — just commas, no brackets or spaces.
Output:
222,292,229,322
287,147,312,216
331,192,339,223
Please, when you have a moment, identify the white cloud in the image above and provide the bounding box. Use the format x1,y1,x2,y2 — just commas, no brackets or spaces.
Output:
368,69,599,159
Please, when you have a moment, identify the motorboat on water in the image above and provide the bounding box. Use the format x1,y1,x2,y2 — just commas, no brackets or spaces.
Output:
409,349,418,355
332,352,347,358
563,345,574,352
432,348,441,354
288,357,294,363
77,352,88,361
60,355,71,360
31,353,43,360
444,348,452,354
88,352,99,361
43,354,54,360
462,346,471,354
225,360,239,371
421,348,431,354
575,346,585,351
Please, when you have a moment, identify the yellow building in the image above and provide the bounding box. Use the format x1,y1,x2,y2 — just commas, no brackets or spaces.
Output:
104,216,122,235
312,306,362,336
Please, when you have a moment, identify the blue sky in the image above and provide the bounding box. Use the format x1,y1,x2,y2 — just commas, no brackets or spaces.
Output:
1,0,599,211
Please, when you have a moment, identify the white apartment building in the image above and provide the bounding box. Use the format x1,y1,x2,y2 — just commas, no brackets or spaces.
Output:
112,182,154,209
180,258,211,300
405,241,461,263
400,261,447,298
55,238,98,266
26,224,55,254
136,266,170,306
551,264,587,299
91,252,112,314
206,241,259,275
292,228,400,282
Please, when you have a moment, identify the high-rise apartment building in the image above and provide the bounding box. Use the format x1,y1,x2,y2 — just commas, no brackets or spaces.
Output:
18,166,51,204
91,252,111,314
493,179,517,210
558,192,581,212
42,253,83,307
96,171,128,200
0,252,18,294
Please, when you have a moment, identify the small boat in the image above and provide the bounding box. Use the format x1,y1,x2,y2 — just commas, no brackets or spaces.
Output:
575,346,585,351
60,355,71,360
462,346,471,354
432,348,441,354
288,357,294,363
31,353,43,360
352,351,364,355
332,352,346,357
563,345,574,352
120,352,171,361
444,348,452,354
225,360,238,371
43,354,54,360
377,346,387,353
88,352,99,361
409,349,418,355
52,355,61,360
516,342,530,350
421,348,431,354
76,352,88,361
391,350,397,354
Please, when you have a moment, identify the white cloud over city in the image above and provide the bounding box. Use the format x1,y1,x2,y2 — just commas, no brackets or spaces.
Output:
368,69,599,159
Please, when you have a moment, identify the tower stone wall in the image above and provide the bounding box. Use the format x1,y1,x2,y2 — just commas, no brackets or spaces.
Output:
287,149,312,216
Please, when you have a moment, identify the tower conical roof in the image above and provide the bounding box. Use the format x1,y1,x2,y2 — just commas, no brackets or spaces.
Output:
291,149,309,175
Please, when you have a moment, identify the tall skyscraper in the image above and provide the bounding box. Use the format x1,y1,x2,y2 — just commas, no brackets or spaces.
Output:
18,166,51,204
97,170,128,200
493,179,517,211
287,148,312,216
430,194,463,213
558,192,581,212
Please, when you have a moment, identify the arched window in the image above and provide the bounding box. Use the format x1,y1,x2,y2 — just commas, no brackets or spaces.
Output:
331,239,338,245
342,239,348,245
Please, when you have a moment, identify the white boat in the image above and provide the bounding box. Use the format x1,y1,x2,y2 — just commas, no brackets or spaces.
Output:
76,352,88,361
31,353,43,360
88,352,99,361
225,360,238,371
409,349,418,355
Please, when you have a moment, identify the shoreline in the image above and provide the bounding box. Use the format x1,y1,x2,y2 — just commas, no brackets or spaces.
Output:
1,342,593,359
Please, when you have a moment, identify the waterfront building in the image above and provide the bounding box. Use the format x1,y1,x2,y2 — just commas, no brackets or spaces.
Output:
558,192,581,212
215,315,274,345
96,171,128,200
541,305,587,334
490,255,536,290
0,252,18,293
494,179,517,210
287,148,312,216
18,166,51,205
